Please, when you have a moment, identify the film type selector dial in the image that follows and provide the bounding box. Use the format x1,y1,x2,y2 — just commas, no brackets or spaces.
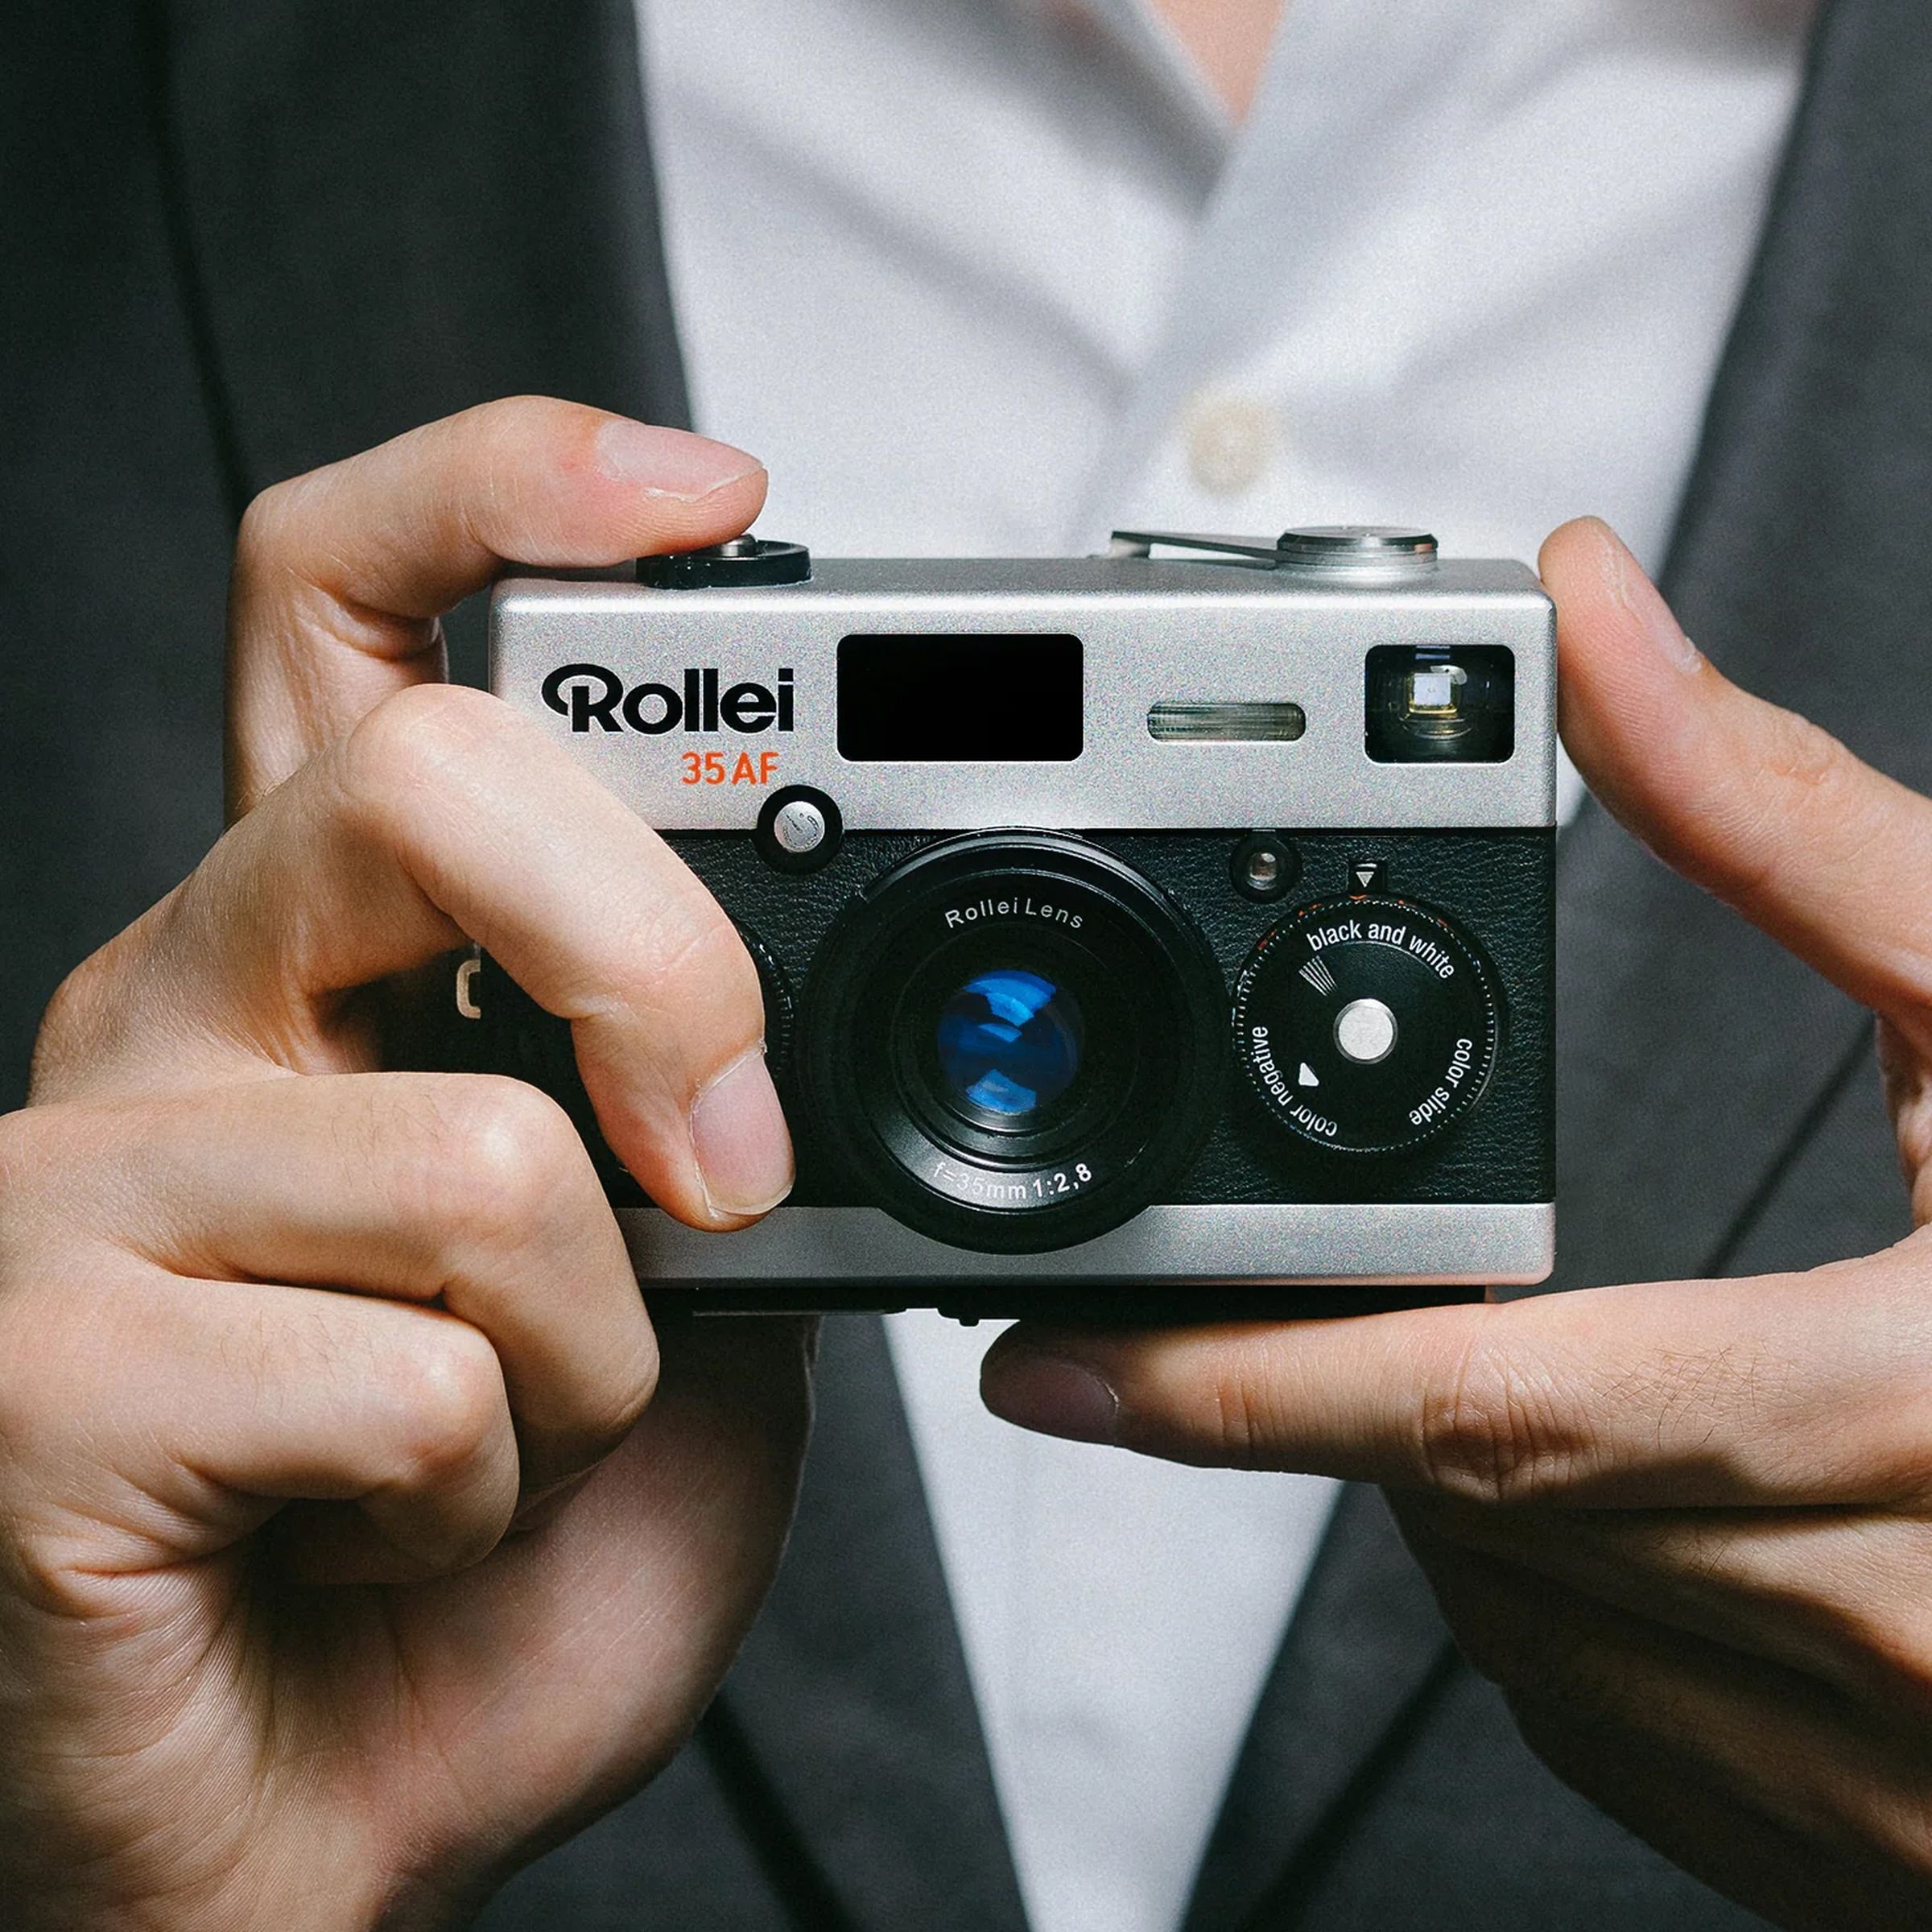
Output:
1232,892,1501,1154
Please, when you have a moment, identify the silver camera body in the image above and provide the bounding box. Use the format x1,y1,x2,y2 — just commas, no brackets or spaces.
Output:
487,528,1556,1320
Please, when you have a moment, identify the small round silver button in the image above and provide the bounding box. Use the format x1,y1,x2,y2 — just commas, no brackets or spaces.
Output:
1276,526,1437,575
771,798,828,855
1334,997,1398,1065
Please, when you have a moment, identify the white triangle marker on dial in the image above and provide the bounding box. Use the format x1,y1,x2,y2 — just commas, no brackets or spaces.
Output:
1298,1063,1320,1088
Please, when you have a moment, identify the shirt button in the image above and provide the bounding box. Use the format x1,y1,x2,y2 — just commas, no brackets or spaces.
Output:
1185,394,1277,495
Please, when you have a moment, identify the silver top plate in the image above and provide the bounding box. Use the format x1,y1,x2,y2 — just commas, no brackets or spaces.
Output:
491,554,1556,832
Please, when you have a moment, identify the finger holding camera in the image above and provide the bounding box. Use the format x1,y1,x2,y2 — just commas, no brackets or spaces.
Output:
980,518,1932,1928
0,401,810,1930
39,396,791,1228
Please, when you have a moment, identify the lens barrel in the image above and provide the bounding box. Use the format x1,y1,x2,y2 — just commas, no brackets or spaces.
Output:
801,833,1224,1253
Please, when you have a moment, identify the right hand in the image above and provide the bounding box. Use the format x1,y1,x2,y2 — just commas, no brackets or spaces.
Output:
0,399,809,1930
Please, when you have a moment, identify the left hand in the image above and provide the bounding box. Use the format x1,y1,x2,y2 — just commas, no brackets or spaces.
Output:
981,518,1932,1932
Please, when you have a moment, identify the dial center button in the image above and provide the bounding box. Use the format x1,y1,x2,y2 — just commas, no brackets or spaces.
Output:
1334,997,1398,1065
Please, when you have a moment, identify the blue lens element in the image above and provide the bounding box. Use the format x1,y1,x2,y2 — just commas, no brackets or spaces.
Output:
935,968,1084,1120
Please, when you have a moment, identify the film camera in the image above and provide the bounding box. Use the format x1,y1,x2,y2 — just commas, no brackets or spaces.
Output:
475,526,1554,1320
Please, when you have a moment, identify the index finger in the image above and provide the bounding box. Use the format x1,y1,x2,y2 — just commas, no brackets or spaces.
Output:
1545,518,1932,1034
47,684,792,1230
227,395,766,817
981,1236,1932,1507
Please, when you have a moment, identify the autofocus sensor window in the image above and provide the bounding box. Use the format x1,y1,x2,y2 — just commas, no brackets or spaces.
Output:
800,832,1225,1254
1364,645,1514,762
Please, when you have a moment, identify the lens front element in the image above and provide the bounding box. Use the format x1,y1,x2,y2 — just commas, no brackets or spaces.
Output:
803,834,1224,1253
935,969,1084,1123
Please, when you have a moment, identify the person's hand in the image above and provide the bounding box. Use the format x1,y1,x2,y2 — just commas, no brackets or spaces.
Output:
981,518,1932,1931
0,398,808,1930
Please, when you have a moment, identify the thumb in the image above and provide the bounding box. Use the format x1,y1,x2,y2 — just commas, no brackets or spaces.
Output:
1542,516,1932,1028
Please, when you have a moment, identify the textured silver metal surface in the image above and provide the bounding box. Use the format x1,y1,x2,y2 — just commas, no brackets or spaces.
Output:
619,1200,1553,1288
493,554,1554,832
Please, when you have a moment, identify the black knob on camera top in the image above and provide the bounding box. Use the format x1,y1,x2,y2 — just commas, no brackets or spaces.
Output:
636,535,811,588
1232,893,1502,1154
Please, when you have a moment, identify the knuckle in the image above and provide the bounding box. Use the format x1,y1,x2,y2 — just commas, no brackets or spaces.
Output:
473,393,601,460
338,682,519,835
377,1323,507,1485
1203,1361,1285,1468
1757,701,1851,795
234,477,303,576
590,898,764,1086
1417,1338,1581,1504
583,1334,662,1456
632,900,759,1025
391,1075,592,1249
451,397,603,520
1712,706,1864,898
30,946,123,1078
448,1075,592,1235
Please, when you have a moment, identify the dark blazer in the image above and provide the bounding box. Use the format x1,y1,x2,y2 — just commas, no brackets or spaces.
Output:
5,2,1929,1925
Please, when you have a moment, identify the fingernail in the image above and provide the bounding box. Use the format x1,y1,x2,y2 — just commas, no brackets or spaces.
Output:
594,419,764,502
981,1347,1120,1443
690,1047,794,1219
1603,524,1700,674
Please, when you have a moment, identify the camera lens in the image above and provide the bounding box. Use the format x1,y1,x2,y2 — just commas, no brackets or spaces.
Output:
935,968,1084,1124
802,833,1224,1253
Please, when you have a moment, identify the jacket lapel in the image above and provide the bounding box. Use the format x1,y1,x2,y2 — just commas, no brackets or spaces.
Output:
1192,0,1932,1913
163,0,688,497
717,1315,1032,1932
1181,1487,1453,1932
1550,0,1932,1297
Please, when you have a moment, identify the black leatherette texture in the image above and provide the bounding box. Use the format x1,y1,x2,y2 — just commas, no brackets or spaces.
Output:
668,828,1554,1209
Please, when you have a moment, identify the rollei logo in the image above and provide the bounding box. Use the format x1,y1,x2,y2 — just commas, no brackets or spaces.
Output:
540,663,795,735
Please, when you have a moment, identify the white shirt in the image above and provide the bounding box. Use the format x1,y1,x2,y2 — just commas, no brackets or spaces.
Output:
636,5,1812,1930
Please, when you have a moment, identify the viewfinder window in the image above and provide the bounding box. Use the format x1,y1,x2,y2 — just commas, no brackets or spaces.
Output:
837,634,1082,762
1364,645,1514,763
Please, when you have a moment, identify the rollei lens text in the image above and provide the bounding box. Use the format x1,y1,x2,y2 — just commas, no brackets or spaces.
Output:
943,897,1085,931
542,663,795,736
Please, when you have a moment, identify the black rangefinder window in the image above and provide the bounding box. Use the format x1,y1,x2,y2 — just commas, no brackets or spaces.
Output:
837,634,1083,761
